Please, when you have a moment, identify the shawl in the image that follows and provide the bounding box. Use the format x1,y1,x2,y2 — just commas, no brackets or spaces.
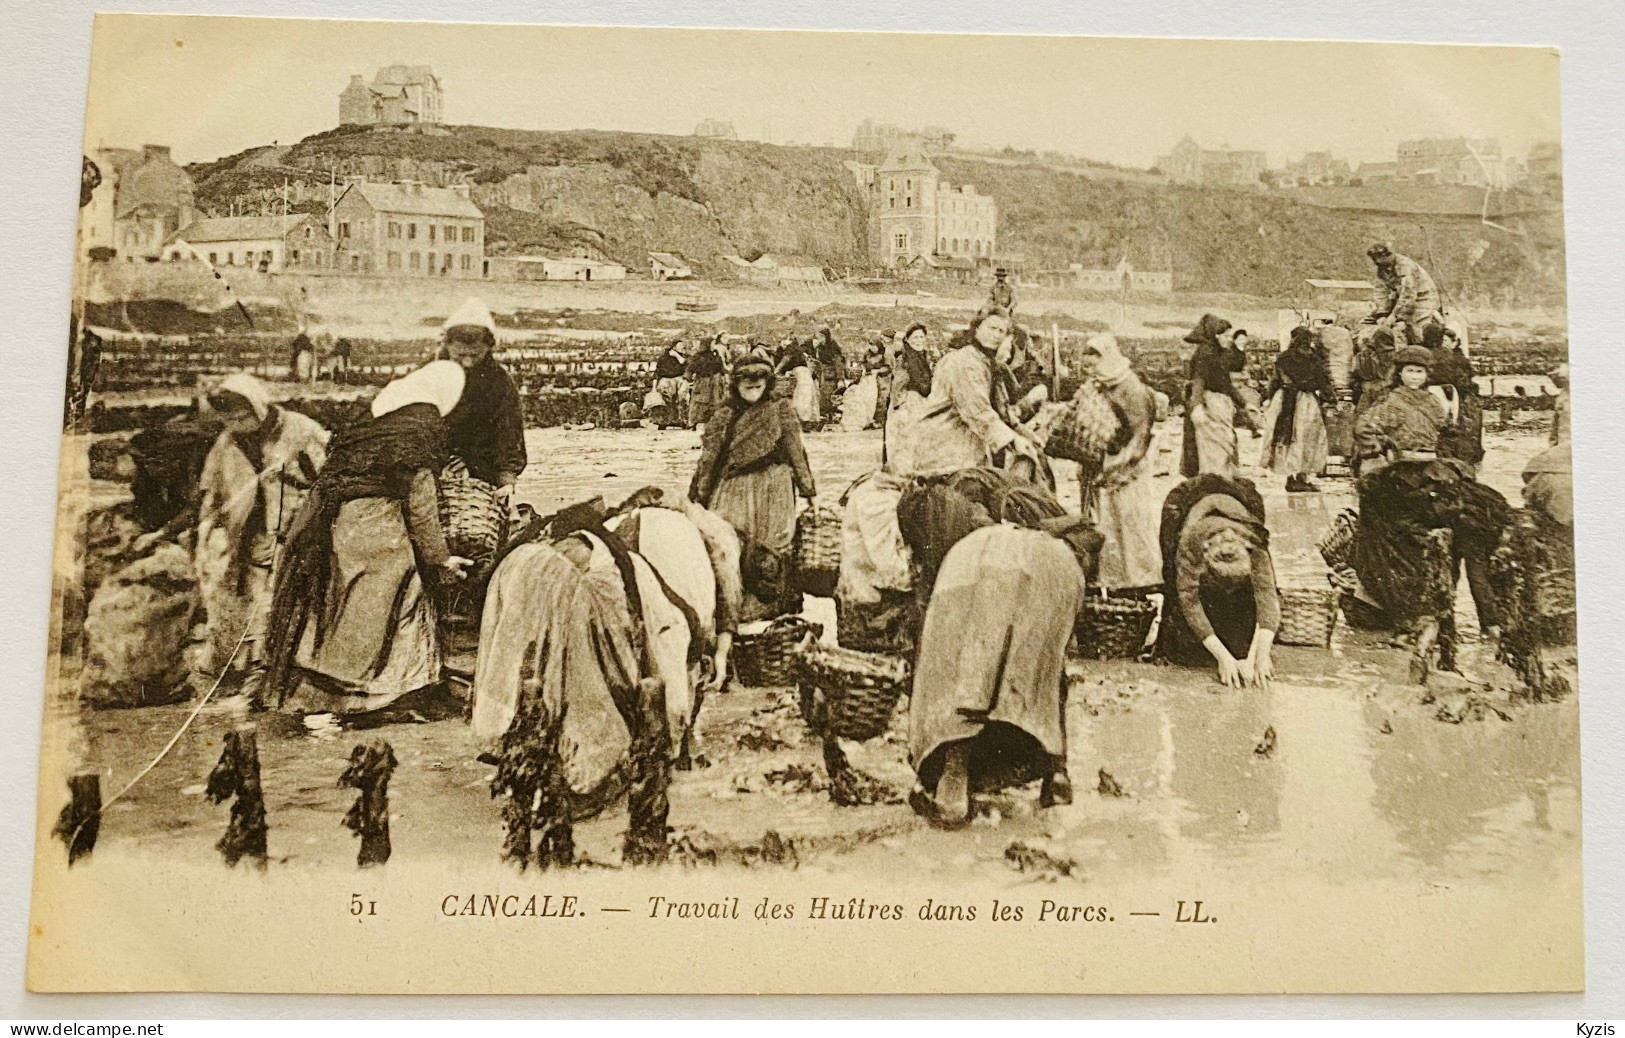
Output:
1086,333,1133,387
898,343,934,398
263,402,449,704
690,393,812,505
443,354,525,486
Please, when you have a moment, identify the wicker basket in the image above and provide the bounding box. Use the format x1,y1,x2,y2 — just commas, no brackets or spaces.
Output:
1276,587,1340,647
1317,509,1360,570
1044,385,1118,467
792,505,843,598
1075,594,1159,660
438,459,505,563
792,641,910,741
733,616,822,687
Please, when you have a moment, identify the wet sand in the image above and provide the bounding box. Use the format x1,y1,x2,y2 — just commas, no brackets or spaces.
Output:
71,420,1578,888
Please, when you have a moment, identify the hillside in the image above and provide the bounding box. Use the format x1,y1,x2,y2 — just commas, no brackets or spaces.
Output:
187,124,1566,305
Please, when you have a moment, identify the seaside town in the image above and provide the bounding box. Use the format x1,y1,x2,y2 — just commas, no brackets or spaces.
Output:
51,56,1577,886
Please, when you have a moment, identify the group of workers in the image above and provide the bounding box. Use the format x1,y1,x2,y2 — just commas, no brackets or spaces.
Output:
155,236,1573,850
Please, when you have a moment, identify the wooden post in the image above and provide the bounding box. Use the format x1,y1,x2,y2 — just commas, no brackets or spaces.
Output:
340,741,397,868
1050,321,1062,400
53,773,101,866
206,727,268,869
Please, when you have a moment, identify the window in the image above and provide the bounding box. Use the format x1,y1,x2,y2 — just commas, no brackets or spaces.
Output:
444,253,453,273
410,252,421,270
905,196,912,208
387,251,401,270
460,254,472,271
445,224,457,241
888,179,895,191
338,221,350,238
888,198,895,209
894,233,908,251
407,223,417,240
291,249,301,264
303,226,312,238
387,221,401,239
351,255,361,272
939,238,947,252
428,225,436,243
208,252,217,265
461,226,475,242
226,252,235,265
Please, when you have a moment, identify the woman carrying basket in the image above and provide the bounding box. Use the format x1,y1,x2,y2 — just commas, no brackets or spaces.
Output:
1154,475,1281,689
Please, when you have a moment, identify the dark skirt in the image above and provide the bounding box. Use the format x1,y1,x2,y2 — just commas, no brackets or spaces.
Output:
1352,460,1462,623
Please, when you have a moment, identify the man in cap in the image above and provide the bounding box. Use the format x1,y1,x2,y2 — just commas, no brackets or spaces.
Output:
441,298,526,506
1366,243,1440,345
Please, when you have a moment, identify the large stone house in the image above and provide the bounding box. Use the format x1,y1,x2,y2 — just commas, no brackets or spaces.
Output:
339,65,444,126
329,181,485,278
866,148,997,269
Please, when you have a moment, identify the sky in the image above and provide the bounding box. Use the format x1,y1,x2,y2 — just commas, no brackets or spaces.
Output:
83,14,1564,169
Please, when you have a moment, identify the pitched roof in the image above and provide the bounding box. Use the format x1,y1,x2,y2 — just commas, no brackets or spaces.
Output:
170,215,318,244
339,182,483,219
649,252,689,267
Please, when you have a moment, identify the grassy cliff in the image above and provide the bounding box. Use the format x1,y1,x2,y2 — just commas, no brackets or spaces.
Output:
187,124,1565,305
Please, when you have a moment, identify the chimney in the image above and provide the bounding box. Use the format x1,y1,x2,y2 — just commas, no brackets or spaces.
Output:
349,74,364,86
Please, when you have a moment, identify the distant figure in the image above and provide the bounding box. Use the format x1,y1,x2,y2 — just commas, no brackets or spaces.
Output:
989,267,1016,314
332,337,354,382
288,333,315,383
1180,314,1250,478
1548,363,1571,446
814,325,848,417
684,336,727,430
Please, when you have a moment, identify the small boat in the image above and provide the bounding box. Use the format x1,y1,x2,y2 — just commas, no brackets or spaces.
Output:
676,298,718,313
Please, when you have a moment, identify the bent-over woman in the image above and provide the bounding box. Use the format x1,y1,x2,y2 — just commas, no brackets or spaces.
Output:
1155,475,1281,689
690,356,816,621
264,361,471,714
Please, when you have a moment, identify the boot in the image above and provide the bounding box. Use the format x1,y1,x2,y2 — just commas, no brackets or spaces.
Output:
931,742,972,827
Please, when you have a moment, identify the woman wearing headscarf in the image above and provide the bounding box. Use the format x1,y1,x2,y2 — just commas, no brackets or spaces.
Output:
1180,314,1251,478
1259,326,1332,492
1078,333,1160,592
1548,363,1570,447
689,356,817,621
1351,325,1400,438
908,309,1041,476
264,361,471,713
814,326,848,418
908,516,1100,827
193,373,329,677
884,323,936,474
441,299,527,505
1154,475,1280,688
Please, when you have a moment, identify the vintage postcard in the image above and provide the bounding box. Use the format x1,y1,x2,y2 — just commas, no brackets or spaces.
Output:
29,14,1579,993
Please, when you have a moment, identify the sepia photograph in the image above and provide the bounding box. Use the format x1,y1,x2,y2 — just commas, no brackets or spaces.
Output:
24,14,1583,995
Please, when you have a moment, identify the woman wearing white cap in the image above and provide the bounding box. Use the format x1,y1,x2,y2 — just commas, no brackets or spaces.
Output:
264,360,472,713
193,372,329,678
441,298,527,504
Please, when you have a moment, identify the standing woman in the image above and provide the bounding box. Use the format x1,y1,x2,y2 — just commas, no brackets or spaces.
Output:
909,309,1041,476
885,322,936,474
194,373,329,678
1422,323,1484,472
1259,326,1332,492
264,361,472,713
441,299,527,505
684,336,728,430
1180,314,1249,478
1155,475,1280,688
689,356,817,621
1078,333,1161,592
